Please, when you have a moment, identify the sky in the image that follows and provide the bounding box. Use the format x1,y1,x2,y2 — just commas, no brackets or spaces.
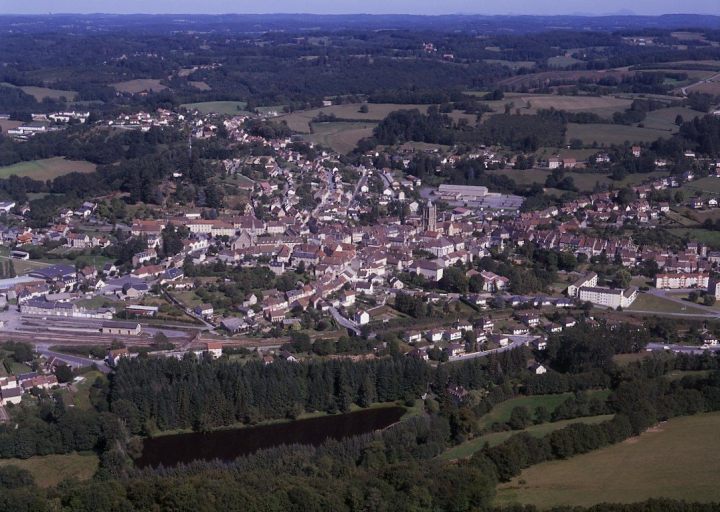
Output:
1,1,719,16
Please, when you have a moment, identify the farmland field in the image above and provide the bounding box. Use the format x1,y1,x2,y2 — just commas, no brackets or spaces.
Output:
180,101,248,115
112,78,167,94
495,412,720,508
20,85,78,101
626,292,711,315
439,414,614,461
681,176,720,198
667,228,720,250
304,122,376,154
0,452,99,487
489,168,666,193
506,93,633,117
547,55,584,68
477,393,576,430
0,119,22,132
278,103,432,133
641,106,702,132
1,83,78,101
189,81,211,91
0,157,96,180
483,59,536,70
565,123,668,146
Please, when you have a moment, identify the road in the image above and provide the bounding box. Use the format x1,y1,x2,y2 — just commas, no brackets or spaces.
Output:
329,307,361,336
646,342,720,356
681,72,720,96
448,334,539,362
35,343,110,373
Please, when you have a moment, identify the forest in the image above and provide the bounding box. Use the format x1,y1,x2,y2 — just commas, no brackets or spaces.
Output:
1,330,720,511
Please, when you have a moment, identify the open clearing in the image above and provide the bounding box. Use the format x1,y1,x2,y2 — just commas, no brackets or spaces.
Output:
566,123,668,146
489,168,666,193
304,122,376,154
279,103,432,133
496,412,720,508
0,157,96,180
181,101,249,115
505,94,632,118
1,83,78,101
477,393,598,430
668,228,720,250
626,292,711,315
484,59,536,70
0,452,99,487
642,106,702,132
0,119,22,132
682,176,720,198
440,415,614,461
20,85,78,101
112,79,167,94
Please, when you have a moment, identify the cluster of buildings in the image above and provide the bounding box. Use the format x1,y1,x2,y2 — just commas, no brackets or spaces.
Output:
0,372,59,406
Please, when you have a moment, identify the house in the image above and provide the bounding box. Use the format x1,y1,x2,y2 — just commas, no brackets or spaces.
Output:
0,387,22,406
205,342,223,359
426,328,445,343
479,271,509,292
354,309,370,325
567,272,598,297
489,334,509,347
403,331,423,344
102,321,142,336
530,363,547,375
106,347,130,366
578,286,638,309
339,290,356,307
221,317,248,333
409,260,444,281
446,343,465,357
194,304,214,318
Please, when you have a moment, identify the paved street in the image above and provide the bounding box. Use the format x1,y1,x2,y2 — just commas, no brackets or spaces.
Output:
329,307,361,336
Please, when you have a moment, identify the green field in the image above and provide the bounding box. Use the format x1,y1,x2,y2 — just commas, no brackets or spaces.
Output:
478,393,576,430
547,55,584,68
496,412,720,508
180,101,249,115
489,168,666,193
278,103,432,133
112,79,167,94
0,157,96,180
440,414,614,460
566,123,668,146
682,176,720,198
642,106,702,132
0,452,98,487
304,122,376,154
1,83,78,101
483,59,536,70
627,292,712,315
668,228,720,249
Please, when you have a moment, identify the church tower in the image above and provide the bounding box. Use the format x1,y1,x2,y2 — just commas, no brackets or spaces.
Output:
423,200,437,232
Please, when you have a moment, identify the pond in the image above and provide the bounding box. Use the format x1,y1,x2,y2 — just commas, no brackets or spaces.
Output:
135,406,406,468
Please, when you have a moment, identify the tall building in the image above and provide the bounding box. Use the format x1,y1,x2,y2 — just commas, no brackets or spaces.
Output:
423,200,437,232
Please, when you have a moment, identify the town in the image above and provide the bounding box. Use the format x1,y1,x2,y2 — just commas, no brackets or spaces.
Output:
1,10,720,512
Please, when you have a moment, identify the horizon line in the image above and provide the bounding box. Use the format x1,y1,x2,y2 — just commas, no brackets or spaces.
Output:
1,12,719,17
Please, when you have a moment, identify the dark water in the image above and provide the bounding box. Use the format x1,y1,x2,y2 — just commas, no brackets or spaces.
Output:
136,406,406,468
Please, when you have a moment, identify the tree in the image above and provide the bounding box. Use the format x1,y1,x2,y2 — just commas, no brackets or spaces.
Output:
534,406,550,424
675,114,684,126
508,406,531,430
54,365,73,384
704,295,716,307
